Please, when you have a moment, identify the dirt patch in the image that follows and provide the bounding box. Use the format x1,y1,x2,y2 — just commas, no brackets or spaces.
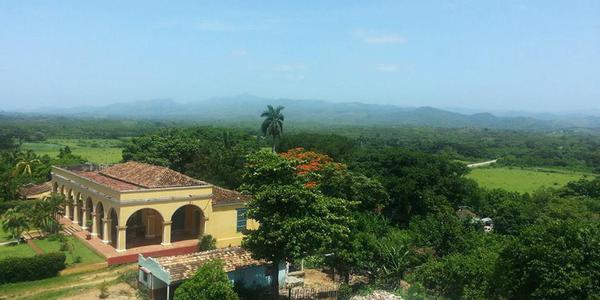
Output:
58,282,137,300
303,269,337,289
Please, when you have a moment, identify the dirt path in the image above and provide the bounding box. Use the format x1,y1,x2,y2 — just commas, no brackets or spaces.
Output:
467,159,498,168
26,240,44,254
8,264,137,300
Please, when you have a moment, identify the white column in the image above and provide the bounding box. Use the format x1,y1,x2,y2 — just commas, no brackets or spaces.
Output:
81,205,88,230
102,218,112,244
91,212,98,236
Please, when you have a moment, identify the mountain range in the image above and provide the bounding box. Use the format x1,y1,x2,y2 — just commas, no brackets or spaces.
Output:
20,95,600,131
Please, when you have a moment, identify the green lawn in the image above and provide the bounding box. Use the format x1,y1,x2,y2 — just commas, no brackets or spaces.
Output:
0,242,37,258
0,220,15,243
467,167,590,193
22,138,124,164
32,236,104,265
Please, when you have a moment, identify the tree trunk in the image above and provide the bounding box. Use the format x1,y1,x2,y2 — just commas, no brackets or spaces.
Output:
344,271,350,284
271,260,280,299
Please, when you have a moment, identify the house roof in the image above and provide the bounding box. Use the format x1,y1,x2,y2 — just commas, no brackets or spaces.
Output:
99,161,206,189
212,186,251,205
71,161,208,191
19,182,52,198
154,247,267,282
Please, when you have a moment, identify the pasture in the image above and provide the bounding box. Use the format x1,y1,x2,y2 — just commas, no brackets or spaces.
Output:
467,166,590,193
22,138,124,164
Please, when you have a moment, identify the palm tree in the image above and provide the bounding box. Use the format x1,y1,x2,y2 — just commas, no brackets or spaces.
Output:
2,208,29,242
14,150,41,176
260,105,285,152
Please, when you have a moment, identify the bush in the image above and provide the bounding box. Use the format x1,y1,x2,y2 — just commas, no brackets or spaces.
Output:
0,252,66,284
174,260,238,300
198,234,217,251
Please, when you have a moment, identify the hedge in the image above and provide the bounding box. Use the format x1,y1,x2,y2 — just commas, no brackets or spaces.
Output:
0,252,66,284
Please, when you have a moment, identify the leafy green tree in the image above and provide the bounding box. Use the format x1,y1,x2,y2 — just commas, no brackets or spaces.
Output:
243,184,352,298
260,105,285,152
1,208,29,241
317,164,389,212
410,233,505,300
561,177,600,199
174,260,238,300
350,148,478,224
28,193,66,235
492,219,600,299
239,151,297,195
14,150,41,176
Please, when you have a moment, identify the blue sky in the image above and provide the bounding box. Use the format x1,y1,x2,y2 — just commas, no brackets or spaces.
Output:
0,1,599,113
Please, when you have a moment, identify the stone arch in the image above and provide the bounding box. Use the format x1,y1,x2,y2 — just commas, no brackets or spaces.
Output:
171,204,206,242
75,192,83,225
66,188,74,220
84,196,93,229
96,201,105,239
125,208,164,248
108,208,119,248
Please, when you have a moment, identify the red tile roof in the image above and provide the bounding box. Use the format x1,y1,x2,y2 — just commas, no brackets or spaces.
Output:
212,186,251,205
99,161,206,188
70,161,208,191
19,182,52,198
154,247,267,282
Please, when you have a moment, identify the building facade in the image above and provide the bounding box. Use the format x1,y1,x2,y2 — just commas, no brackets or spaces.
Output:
51,161,255,252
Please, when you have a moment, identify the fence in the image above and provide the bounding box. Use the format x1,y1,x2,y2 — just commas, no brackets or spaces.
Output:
286,287,339,300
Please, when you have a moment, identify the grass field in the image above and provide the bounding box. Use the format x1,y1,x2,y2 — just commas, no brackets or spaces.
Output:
467,167,590,193
0,242,37,258
33,236,104,265
22,138,124,164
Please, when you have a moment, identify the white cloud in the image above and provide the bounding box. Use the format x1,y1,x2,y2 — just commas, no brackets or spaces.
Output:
376,64,399,72
272,64,306,72
354,29,406,45
231,49,248,57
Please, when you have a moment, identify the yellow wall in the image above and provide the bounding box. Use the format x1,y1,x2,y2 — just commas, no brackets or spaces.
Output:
50,166,250,250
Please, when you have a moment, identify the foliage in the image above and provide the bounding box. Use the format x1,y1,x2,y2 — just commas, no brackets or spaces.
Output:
1,208,29,241
174,260,238,300
410,234,505,300
492,219,600,299
260,105,285,152
198,234,217,251
242,184,352,296
122,127,260,189
0,252,66,284
350,148,479,224
239,151,297,195
560,177,600,198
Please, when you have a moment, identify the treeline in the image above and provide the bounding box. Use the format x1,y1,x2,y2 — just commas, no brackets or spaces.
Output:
2,114,600,172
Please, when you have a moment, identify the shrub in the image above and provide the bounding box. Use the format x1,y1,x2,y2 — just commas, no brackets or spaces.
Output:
174,260,238,300
198,234,217,251
0,252,66,284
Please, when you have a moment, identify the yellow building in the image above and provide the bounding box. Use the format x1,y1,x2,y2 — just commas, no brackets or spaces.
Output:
51,161,254,253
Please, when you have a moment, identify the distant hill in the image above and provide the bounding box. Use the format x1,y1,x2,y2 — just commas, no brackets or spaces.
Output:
27,95,600,130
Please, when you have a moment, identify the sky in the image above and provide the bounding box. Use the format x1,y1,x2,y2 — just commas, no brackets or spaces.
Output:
0,1,599,113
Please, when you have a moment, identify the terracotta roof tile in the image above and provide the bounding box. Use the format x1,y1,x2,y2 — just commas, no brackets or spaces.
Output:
155,247,267,282
99,161,206,188
19,182,52,198
76,171,142,191
212,186,251,205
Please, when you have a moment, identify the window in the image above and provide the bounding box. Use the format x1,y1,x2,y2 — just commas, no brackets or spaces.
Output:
236,208,247,232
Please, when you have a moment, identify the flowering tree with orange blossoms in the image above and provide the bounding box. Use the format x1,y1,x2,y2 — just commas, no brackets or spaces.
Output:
279,147,345,188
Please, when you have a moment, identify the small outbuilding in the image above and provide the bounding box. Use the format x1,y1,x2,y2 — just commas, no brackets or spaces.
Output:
19,182,52,200
138,247,287,300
